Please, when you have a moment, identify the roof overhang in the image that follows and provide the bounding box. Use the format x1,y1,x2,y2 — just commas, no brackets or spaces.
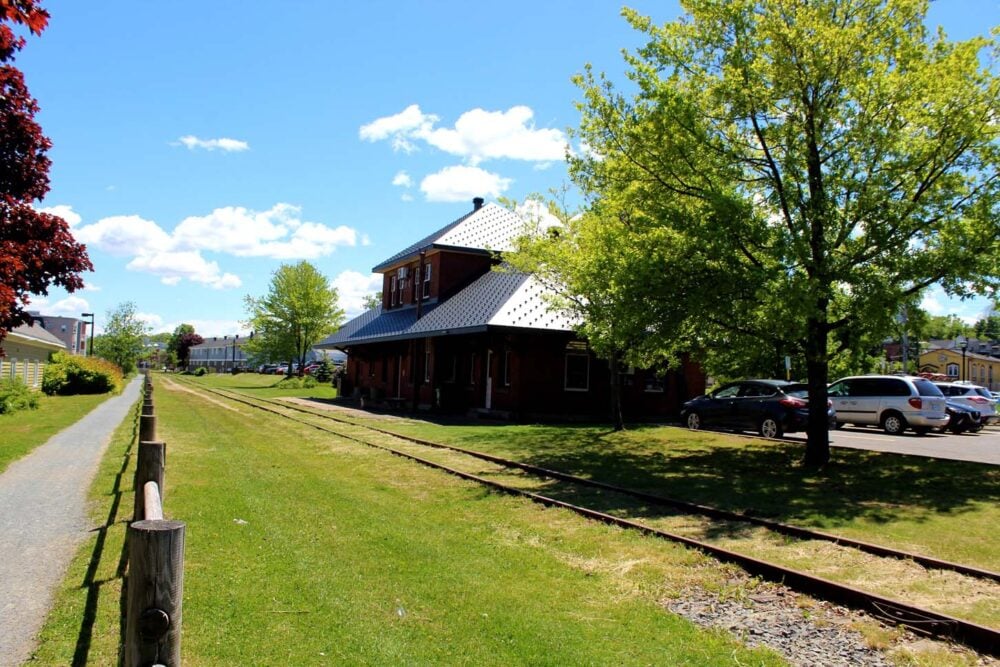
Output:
7,330,65,352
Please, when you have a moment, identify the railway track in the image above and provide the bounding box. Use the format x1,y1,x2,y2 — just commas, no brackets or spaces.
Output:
170,378,1000,656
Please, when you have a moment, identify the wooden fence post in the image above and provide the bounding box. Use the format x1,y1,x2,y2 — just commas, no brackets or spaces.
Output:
134,441,165,522
142,398,154,417
139,414,157,444
124,519,185,667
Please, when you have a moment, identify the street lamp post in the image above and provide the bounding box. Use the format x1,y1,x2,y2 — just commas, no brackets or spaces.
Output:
80,312,95,356
231,334,238,372
958,337,968,382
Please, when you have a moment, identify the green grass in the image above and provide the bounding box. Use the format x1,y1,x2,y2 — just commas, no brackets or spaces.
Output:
33,376,784,665
0,392,111,473
182,370,338,400
383,422,1000,572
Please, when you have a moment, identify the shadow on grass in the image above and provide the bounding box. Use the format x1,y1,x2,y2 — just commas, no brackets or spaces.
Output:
71,403,136,667
434,423,1000,530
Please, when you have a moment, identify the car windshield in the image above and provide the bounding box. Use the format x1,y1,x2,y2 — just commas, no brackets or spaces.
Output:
914,379,944,397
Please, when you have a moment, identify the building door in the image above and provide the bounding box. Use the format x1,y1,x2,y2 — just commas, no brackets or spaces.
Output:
485,349,493,409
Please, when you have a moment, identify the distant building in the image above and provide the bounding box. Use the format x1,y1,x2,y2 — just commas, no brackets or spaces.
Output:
27,312,88,355
2,322,66,389
318,198,705,419
919,342,999,391
187,336,253,372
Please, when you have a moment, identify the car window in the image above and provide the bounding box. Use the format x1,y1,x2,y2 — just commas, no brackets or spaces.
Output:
713,384,741,399
740,384,776,397
973,387,992,399
854,378,888,397
914,379,943,397
828,380,851,397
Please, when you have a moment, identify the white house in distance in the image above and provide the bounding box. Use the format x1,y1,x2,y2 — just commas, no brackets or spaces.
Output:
2,322,66,389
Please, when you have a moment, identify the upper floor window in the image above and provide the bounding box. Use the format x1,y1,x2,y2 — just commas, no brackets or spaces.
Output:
423,264,432,299
946,363,959,377
390,275,398,307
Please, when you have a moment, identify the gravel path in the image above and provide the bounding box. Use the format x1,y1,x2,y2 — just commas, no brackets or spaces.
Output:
0,376,141,666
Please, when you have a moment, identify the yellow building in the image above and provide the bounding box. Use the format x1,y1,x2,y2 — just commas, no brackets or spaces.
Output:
1,322,66,390
918,347,999,391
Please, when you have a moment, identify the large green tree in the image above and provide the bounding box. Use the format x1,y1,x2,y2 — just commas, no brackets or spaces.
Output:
572,0,1000,465
93,301,148,374
244,261,344,376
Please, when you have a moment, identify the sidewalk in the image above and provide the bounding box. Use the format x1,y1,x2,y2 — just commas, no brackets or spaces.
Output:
0,376,141,666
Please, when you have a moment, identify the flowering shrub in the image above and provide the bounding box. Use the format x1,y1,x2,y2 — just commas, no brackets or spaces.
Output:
42,352,122,395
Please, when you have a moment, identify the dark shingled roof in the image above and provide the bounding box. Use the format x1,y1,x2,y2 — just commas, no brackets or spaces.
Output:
318,270,570,348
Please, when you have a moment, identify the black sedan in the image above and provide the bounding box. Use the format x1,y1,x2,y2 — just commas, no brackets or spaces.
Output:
941,400,983,434
680,380,835,438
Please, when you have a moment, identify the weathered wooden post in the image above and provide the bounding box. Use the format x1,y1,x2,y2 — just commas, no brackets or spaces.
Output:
142,397,154,417
124,518,185,667
139,413,157,444
134,441,165,522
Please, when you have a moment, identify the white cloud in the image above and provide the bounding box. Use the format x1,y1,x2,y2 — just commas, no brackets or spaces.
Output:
83,282,101,292
420,165,511,202
401,193,414,202
37,204,82,227
72,204,359,289
74,215,172,256
332,270,383,317
126,251,242,289
359,104,438,153
136,312,163,330
421,106,567,166
392,170,413,188
360,104,568,166
172,204,358,259
177,135,250,152
31,295,90,317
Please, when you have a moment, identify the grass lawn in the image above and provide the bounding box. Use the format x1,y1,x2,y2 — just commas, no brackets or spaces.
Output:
383,422,1000,573
0,392,111,474
33,376,785,665
186,370,338,400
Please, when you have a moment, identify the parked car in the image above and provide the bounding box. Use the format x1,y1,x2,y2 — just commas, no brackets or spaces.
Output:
258,363,278,374
681,379,835,438
933,382,998,425
941,400,983,434
827,375,947,435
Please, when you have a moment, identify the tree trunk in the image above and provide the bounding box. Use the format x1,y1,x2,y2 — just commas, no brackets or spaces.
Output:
608,351,625,431
804,313,831,467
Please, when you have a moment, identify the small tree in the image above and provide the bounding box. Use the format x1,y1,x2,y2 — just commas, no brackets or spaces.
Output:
0,1,92,350
244,261,345,376
93,301,148,374
167,324,203,369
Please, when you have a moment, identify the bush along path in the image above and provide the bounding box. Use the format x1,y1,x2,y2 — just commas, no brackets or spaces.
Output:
0,375,141,666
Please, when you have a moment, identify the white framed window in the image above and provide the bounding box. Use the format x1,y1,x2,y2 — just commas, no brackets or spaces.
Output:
423,263,432,299
644,373,665,393
424,350,431,382
390,276,397,306
503,350,511,387
946,363,959,377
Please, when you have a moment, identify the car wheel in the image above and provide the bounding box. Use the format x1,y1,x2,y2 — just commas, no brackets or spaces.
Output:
881,412,906,435
759,417,783,439
685,412,701,430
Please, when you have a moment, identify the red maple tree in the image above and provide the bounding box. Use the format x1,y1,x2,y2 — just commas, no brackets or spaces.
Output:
0,0,91,349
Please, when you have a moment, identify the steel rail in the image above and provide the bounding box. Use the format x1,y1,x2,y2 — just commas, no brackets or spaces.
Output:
176,380,1000,655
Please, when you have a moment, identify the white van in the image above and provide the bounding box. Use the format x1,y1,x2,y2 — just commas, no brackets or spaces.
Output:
828,375,948,435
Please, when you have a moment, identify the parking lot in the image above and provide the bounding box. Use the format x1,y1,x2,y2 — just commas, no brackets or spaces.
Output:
786,426,1000,465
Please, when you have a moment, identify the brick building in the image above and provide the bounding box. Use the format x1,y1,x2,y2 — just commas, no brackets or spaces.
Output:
318,199,705,419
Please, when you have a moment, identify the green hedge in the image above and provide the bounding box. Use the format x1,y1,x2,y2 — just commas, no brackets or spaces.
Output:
42,352,123,395
0,378,39,414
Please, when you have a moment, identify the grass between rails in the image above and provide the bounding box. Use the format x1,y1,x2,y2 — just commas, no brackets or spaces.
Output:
373,421,1000,573
0,392,111,474
190,370,338,400
33,376,786,665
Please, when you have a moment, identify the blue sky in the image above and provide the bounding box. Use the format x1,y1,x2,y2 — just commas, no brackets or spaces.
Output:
19,0,998,336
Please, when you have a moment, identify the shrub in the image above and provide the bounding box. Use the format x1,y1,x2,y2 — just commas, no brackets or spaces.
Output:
42,352,123,395
277,375,318,389
313,359,334,383
193,367,207,376
0,378,39,414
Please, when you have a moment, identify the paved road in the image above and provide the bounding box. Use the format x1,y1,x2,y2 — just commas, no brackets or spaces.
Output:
0,376,141,666
786,425,1000,465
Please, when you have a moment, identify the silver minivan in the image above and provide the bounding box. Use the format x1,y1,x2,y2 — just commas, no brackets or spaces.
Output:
828,375,948,435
